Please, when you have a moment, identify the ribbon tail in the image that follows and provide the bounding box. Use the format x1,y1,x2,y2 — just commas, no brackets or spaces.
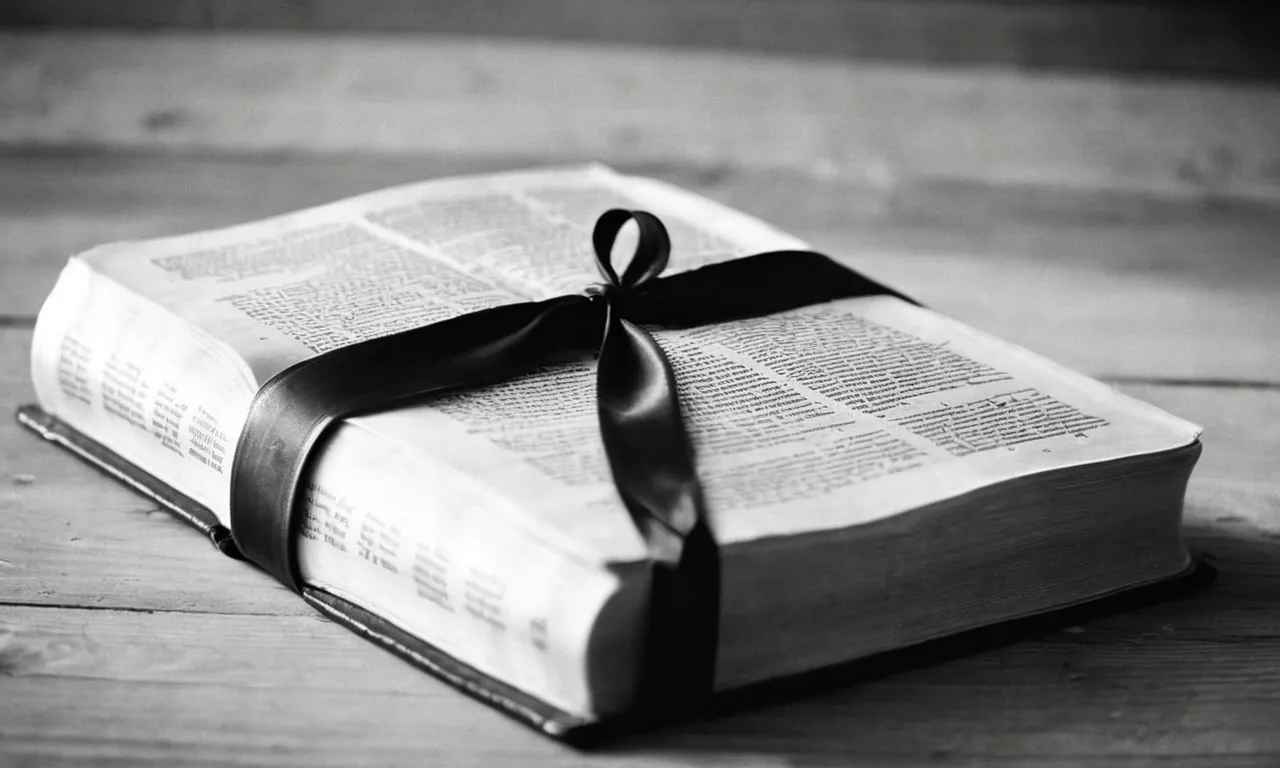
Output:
596,309,720,714
230,295,592,592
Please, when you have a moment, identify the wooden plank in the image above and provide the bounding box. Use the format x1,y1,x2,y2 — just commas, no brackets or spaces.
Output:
3,1,1278,81
4,153,1277,381
1,530,1278,768
3,523,1277,693
0,606,469,695
0,328,306,615
1126,383,1280,496
1,551,1275,766
3,33,1280,199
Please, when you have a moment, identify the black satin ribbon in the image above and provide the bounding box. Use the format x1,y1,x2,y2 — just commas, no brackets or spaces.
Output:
229,209,915,715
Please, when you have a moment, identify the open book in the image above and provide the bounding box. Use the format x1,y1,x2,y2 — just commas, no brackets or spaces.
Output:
25,165,1203,734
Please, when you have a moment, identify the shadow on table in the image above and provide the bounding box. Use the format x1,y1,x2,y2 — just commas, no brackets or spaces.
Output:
594,517,1280,763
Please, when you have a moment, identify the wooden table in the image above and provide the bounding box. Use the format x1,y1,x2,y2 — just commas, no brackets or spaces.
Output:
2,28,1279,767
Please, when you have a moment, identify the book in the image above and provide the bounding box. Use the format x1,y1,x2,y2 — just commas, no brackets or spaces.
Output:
22,164,1206,738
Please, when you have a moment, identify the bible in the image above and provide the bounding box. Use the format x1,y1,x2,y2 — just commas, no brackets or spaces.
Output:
21,164,1205,739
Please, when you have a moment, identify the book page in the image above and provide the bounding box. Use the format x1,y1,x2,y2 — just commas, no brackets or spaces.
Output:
345,295,1200,566
76,204,521,384
353,166,801,299
664,296,1202,544
70,164,797,383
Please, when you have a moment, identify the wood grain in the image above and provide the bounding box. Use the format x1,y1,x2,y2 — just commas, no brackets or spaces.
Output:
3,33,1280,199
4,153,1277,381
2,519,1278,768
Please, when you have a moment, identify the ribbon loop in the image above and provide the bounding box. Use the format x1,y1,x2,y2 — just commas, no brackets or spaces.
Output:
592,208,671,291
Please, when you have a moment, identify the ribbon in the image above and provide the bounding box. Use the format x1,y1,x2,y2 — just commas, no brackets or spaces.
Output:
229,209,915,715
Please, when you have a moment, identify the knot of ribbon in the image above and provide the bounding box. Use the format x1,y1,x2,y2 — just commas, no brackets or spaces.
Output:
228,208,914,726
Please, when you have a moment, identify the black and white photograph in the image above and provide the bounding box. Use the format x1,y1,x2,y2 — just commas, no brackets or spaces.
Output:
1,2,1277,766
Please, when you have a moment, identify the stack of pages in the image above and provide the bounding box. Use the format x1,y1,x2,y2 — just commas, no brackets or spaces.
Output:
25,165,1202,733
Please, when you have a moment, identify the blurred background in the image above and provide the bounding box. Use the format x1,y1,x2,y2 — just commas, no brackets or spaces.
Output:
2,0,1278,377
4,1,1279,79
3,1,1278,195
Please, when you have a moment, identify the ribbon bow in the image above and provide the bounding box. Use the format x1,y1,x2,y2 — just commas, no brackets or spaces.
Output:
230,209,913,720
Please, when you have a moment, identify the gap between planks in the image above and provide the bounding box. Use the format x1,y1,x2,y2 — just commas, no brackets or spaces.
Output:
0,598,269,616
1100,377,1280,392
2,602,1279,764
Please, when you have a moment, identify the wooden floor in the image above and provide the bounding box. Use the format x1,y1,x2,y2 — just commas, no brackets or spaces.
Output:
2,30,1279,767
